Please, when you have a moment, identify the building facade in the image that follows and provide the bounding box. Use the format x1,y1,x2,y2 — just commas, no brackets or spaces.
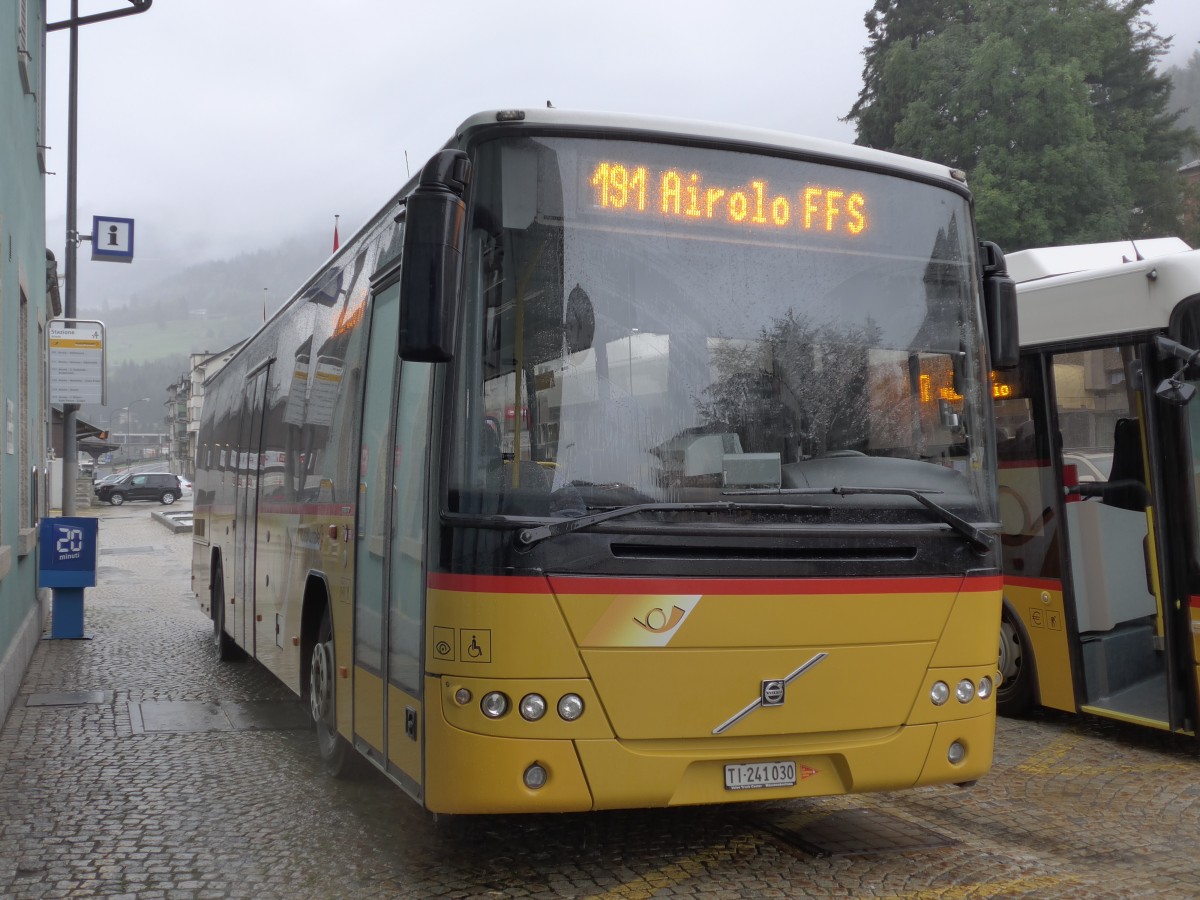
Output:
1,0,54,722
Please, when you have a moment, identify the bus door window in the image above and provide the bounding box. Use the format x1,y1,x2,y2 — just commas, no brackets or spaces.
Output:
387,360,433,697
1052,345,1167,722
995,358,1063,582
235,368,269,651
353,284,402,759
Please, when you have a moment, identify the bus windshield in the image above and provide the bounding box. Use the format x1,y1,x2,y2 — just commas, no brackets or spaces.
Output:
449,135,994,524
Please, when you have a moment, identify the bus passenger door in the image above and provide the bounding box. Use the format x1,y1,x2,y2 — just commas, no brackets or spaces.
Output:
354,285,398,768
1052,345,1183,729
233,367,269,652
353,277,432,797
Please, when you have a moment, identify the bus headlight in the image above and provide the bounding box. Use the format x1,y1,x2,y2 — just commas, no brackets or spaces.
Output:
930,681,950,706
956,679,975,703
480,691,509,718
519,693,547,721
948,741,967,765
557,694,585,721
977,676,993,700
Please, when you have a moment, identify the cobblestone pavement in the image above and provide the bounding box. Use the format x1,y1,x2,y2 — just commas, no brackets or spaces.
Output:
2,502,1199,898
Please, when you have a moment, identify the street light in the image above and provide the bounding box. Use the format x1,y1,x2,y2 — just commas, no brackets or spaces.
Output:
127,397,150,464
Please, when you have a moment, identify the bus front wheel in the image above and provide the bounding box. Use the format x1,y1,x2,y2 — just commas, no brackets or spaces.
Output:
310,607,358,778
997,602,1035,717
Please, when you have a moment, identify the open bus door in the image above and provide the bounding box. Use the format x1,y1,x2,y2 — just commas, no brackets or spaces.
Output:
997,339,1196,733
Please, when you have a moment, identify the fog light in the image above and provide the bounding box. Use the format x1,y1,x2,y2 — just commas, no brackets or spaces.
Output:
454,688,472,706
977,676,993,700
930,681,950,706
956,679,974,703
519,693,547,721
557,694,585,721
947,740,967,765
524,762,548,789
480,691,509,718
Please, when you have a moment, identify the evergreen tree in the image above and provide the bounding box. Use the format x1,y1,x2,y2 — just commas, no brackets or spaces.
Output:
846,0,1194,250
1167,50,1200,163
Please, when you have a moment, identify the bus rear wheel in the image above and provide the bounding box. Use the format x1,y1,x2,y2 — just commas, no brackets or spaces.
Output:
310,607,358,778
997,603,1034,717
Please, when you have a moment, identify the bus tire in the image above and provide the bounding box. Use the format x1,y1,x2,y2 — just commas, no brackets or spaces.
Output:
212,564,242,662
310,605,361,778
997,600,1035,717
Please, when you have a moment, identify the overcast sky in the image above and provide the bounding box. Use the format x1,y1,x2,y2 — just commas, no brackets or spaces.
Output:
43,0,1200,309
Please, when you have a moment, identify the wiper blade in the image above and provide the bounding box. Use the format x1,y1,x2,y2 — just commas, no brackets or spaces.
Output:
515,500,827,547
730,485,994,553
731,485,995,552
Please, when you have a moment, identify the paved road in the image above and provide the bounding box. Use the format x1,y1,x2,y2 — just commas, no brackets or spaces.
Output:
2,502,1198,898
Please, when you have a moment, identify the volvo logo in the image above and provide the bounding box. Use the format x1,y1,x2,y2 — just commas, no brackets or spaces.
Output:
712,652,828,735
761,679,786,706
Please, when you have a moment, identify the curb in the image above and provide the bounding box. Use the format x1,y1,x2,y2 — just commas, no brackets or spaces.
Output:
151,510,193,534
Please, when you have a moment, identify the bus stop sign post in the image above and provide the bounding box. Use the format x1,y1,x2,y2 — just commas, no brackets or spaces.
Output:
39,517,99,640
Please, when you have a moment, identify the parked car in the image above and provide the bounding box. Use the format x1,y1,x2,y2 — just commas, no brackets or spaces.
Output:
92,472,125,494
96,472,184,506
1063,450,1114,484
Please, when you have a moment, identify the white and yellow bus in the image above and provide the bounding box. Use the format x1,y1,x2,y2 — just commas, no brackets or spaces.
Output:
192,108,1019,814
996,237,1200,734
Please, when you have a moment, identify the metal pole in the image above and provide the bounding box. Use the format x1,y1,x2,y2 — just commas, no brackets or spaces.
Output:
61,0,80,516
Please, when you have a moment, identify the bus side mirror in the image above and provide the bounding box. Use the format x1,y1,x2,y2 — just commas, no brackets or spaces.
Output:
399,149,472,362
981,241,1019,370
1154,335,1200,406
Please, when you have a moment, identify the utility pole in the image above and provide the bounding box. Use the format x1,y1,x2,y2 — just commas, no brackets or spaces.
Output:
48,0,153,514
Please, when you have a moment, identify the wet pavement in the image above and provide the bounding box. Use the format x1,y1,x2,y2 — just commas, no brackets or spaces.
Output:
2,500,1199,898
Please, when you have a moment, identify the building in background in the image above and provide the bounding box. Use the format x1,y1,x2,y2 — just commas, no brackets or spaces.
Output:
1,0,54,723
166,344,242,482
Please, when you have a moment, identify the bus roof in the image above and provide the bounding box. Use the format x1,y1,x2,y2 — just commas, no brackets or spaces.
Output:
1007,237,1192,284
1009,239,1200,347
452,108,968,187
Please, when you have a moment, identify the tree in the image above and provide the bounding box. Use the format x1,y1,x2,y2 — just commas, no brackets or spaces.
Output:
846,0,1194,250
1168,50,1200,160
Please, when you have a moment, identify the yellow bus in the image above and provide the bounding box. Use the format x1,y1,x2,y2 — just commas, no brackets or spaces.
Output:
995,238,1200,734
192,108,1018,814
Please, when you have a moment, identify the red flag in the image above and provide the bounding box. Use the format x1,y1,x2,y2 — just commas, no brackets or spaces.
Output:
333,215,340,252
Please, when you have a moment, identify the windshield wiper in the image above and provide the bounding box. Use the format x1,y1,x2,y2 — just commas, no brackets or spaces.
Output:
725,485,996,554
515,500,828,548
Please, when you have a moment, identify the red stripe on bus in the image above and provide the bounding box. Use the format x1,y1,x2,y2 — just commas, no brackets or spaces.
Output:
1190,596,1200,610
428,572,1000,595
1004,575,1063,591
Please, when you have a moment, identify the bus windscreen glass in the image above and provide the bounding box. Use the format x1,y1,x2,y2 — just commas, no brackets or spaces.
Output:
450,135,994,525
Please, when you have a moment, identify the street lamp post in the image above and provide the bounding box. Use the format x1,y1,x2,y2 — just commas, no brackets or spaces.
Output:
127,397,149,465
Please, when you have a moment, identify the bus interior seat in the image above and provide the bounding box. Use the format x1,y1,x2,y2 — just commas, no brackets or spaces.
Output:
1100,417,1149,512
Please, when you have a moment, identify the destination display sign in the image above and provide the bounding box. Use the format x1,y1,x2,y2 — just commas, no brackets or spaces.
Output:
587,159,868,238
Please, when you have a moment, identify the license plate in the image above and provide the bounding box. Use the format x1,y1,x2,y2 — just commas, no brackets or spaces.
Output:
723,759,797,791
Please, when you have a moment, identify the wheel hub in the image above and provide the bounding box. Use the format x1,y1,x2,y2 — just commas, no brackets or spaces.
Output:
998,620,1021,681
310,641,334,723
